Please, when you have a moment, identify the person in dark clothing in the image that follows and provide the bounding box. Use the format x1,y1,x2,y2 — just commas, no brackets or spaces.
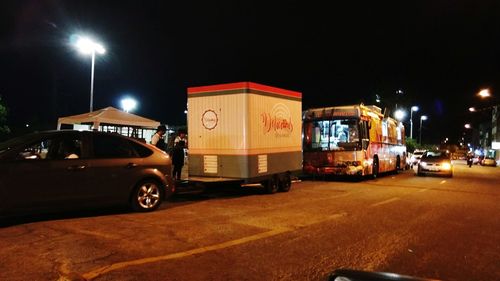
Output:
151,125,167,151
171,140,185,180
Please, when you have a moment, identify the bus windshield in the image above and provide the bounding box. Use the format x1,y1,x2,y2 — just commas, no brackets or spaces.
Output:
304,119,360,151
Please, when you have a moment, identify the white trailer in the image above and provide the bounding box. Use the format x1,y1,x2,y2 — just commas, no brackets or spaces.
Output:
186,82,302,193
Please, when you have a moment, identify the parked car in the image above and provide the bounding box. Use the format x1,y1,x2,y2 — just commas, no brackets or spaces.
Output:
409,149,426,167
481,157,497,167
0,130,174,217
416,150,453,177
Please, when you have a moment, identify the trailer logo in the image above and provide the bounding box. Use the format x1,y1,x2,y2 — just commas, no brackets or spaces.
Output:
202,109,218,130
261,103,293,136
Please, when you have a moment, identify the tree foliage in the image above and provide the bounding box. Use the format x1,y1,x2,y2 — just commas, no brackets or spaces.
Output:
0,96,10,136
405,137,417,153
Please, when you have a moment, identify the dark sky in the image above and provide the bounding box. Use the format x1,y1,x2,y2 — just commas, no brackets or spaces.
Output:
1,1,500,143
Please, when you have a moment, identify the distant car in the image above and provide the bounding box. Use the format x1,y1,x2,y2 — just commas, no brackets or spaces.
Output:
410,149,426,167
481,157,497,167
416,150,453,177
0,130,174,217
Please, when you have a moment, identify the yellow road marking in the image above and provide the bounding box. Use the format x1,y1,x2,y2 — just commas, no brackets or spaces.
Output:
81,212,347,280
82,227,289,280
370,197,400,207
440,180,447,184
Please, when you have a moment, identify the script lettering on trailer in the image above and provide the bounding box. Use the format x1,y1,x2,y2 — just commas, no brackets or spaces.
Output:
261,103,293,137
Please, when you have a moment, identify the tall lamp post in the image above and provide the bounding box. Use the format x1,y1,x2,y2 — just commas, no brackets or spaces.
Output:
410,106,419,139
74,36,106,112
419,115,428,145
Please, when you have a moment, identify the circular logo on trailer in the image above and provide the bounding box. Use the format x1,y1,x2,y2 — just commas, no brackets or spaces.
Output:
202,109,218,130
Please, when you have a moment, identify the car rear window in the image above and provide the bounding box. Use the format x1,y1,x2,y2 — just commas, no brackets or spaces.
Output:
130,141,153,158
92,134,139,158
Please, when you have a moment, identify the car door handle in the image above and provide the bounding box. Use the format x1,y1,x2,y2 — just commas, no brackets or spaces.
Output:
126,163,139,169
67,165,86,171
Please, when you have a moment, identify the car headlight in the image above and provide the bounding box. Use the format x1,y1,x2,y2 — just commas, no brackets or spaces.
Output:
441,162,451,170
420,161,427,167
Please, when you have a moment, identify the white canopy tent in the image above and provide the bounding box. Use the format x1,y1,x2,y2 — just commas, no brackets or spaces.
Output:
57,107,161,142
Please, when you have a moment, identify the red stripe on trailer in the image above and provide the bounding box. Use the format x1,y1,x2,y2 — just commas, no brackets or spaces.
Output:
187,82,302,98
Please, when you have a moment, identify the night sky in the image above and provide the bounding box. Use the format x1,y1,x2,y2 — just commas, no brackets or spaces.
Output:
1,1,500,143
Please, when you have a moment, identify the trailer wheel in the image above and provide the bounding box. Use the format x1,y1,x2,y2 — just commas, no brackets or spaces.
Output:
264,176,279,194
279,172,292,192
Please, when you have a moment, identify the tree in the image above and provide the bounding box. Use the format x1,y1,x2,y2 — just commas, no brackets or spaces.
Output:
406,137,417,153
0,96,10,137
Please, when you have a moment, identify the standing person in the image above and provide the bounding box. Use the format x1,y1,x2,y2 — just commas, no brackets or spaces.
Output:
466,153,474,168
172,140,185,181
151,125,167,151
174,130,188,147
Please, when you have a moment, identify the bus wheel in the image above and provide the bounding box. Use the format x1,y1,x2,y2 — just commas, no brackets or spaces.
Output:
372,157,379,179
395,156,401,174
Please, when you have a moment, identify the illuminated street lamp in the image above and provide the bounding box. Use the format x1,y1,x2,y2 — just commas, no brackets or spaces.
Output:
394,109,405,121
464,123,472,129
121,98,137,113
469,107,476,112
419,115,428,144
74,35,106,112
478,89,491,98
410,106,419,139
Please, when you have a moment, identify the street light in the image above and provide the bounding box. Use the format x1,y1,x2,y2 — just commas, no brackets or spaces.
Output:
394,109,405,121
410,106,419,139
478,89,491,98
121,98,137,113
74,35,106,112
419,115,428,144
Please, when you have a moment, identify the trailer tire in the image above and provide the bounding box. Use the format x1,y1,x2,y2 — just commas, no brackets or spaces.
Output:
278,172,292,192
264,176,279,194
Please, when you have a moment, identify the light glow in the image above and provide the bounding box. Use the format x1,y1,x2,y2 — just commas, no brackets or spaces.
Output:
121,98,137,113
75,36,106,55
441,163,452,170
478,89,491,98
394,109,405,120
421,115,428,121
411,106,419,112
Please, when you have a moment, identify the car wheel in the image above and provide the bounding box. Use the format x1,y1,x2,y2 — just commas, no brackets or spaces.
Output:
131,179,163,212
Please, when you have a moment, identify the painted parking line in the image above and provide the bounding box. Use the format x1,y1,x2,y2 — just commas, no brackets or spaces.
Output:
81,227,290,280
369,197,400,207
79,212,347,280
